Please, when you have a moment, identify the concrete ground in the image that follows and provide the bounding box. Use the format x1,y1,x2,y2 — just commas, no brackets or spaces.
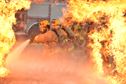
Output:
0,34,107,84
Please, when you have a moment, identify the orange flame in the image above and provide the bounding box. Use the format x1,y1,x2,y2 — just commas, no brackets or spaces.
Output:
0,0,31,77
63,0,126,84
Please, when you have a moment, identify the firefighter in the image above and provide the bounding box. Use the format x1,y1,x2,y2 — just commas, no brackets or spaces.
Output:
62,17,75,39
33,19,58,44
51,19,68,43
72,22,85,49
29,19,50,43
60,18,77,50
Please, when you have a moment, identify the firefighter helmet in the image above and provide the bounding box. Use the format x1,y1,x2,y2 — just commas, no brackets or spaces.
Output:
39,19,49,33
39,19,49,27
51,19,60,29
51,19,60,25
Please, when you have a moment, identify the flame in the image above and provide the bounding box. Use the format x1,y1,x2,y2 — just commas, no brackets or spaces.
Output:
31,0,44,4
0,0,31,77
63,0,126,84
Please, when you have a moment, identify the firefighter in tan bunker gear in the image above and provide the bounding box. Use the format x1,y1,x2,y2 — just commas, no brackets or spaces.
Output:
51,19,68,43
33,20,58,44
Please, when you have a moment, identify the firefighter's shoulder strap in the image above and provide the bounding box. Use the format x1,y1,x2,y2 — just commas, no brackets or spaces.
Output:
62,26,74,39
51,29,60,37
51,26,68,43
